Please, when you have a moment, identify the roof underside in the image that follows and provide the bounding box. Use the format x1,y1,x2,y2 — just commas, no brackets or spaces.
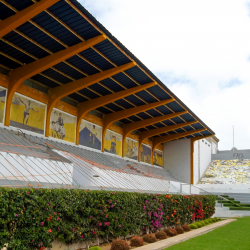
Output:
0,0,214,141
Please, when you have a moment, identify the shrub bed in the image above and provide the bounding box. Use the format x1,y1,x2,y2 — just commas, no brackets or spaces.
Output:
164,228,178,237
111,239,129,250
0,188,215,249
142,234,157,243
182,225,191,232
176,226,184,234
155,231,167,240
130,236,144,247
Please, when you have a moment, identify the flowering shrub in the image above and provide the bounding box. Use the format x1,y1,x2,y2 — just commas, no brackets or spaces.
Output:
142,234,157,243
155,231,167,240
0,188,215,249
164,228,177,237
175,226,184,234
111,239,129,250
130,236,144,247
181,225,191,232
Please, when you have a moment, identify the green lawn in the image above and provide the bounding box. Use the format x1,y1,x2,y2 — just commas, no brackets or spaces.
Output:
165,217,250,250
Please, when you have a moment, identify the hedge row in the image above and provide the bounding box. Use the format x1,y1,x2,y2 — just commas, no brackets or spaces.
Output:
0,188,216,250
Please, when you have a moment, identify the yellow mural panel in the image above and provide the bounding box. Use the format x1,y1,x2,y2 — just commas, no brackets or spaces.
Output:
49,108,76,143
0,86,6,124
124,138,138,160
104,130,122,156
140,144,152,164
153,149,163,167
10,93,46,134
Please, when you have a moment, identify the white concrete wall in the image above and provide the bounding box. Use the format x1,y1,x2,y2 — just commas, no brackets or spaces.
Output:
212,141,217,154
193,141,199,184
163,139,191,183
196,184,250,193
199,139,212,178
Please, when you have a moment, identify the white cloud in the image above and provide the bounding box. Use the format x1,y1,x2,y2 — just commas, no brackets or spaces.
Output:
80,0,250,149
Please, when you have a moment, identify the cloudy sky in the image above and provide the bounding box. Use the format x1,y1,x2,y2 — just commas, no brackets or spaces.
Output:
80,0,250,150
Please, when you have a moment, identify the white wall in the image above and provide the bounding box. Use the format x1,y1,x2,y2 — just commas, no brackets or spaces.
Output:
199,139,212,179
212,142,217,154
193,141,199,185
196,184,250,193
163,139,191,183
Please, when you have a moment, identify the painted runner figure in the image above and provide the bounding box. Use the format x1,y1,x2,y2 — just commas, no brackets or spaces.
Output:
18,97,39,125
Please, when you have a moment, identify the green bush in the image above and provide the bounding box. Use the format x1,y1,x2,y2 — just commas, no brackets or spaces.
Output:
189,224,198,229
0,188,215,249
89,247,102,250
196,222,203,228
212,218,217,222
203,220,209,225
208,219,213,223
200,221,206,226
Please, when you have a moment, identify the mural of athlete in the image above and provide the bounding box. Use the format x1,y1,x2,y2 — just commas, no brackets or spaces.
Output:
58,113,65,139
18,97,39,125
90,125,97,145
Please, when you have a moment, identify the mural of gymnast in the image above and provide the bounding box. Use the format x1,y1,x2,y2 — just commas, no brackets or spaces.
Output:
18,97,39,125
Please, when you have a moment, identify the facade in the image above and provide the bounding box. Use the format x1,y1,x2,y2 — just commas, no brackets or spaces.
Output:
0,0,215,188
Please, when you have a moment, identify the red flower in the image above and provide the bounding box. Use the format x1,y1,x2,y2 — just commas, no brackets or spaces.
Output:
40,247,45,250
48,229,51,233
92,230,96,234
143,226,145,230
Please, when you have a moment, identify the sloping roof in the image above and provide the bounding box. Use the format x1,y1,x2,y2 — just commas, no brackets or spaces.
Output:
0,0,214,140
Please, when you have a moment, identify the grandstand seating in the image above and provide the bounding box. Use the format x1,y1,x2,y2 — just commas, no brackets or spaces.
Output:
199,159,250,184
0,127,179,192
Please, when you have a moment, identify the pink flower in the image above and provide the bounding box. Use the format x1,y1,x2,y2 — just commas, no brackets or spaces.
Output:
119,225,122,227
81,235,84,238
107,193,109,195
92,230,96,234
114,192,116,194
106,215,108,218
99,223,102,226
47,204,49,206
41,222,44,226
28,192,30,194
46,208,48,210
111,205,114,207
15,214,18,217
58,228,60,231
57,217,59,220
53,212,55,214
72,228,75,232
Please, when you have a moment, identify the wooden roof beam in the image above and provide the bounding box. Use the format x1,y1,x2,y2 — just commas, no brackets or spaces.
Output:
0,0,60,38
101,98,175,152
76,81,156,145
122,110,188,157
137,121,197,161
45,61,136,136
152,128,206,153
4,34,106,126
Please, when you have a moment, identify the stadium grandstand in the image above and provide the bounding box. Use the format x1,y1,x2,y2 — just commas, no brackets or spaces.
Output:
0,0,216,193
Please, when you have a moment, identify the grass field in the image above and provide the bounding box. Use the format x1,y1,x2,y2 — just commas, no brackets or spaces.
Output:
165,217,250,250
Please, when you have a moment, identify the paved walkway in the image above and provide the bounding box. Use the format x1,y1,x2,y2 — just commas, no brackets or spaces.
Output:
136,219,236,250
